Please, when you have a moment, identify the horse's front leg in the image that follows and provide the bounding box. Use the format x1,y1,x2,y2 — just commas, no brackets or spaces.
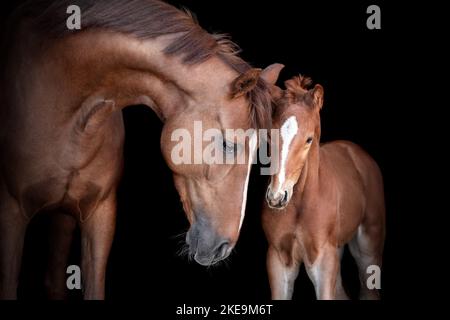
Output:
267,246,300,300
80,193,116,300
305,244,340,300
45,213,77,299
0,190,28,299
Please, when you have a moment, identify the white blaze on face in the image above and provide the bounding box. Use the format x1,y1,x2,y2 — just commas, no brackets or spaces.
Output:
238,132,258,232
276,116,298,192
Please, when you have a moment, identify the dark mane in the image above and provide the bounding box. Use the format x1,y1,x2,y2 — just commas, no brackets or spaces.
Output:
10,0,272,128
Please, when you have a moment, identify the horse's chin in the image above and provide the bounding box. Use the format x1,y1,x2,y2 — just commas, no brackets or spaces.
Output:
193,245,233,266
193,254,220,266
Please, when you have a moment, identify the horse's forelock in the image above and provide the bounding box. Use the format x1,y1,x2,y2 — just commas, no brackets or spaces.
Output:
248,78,273,130
285,75,313,104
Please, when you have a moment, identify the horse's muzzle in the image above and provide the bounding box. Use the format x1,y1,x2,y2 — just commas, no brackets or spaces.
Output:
186,216,232,266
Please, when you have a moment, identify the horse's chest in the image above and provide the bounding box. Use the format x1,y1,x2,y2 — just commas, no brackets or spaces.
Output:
61,175,103,221
22,169,108,220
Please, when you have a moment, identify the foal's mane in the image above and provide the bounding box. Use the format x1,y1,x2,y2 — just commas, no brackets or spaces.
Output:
284,75,313,103
11,0,272,128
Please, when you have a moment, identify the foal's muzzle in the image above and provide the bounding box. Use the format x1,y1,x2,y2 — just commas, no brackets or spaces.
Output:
266,187,289,209
186,216,232,266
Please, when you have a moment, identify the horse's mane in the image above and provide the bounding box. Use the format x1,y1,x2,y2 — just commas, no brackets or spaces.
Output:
8,0,272,128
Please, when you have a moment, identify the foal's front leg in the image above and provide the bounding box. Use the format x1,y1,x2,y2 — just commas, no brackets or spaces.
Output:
267,246,300,300
80,194,116,300
305,244,340,300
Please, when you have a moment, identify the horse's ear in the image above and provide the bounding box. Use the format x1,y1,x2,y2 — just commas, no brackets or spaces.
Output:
260,63,284,85
306,84,324,110
230,68,262,99
269,85,283,101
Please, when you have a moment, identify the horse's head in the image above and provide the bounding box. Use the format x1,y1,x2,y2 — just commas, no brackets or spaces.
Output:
266,75,324,209
160,64,283,266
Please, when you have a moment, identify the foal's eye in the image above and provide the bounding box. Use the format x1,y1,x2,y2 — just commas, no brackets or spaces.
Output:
306,137,313,144
223,140,236,154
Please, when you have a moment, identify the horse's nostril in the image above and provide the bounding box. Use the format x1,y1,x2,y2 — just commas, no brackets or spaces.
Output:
266,188,272,201
217,240,229,251
282,191,288,203
216,240,230,258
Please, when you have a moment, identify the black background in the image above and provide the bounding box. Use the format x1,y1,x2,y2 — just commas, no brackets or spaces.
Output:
0,0,434,316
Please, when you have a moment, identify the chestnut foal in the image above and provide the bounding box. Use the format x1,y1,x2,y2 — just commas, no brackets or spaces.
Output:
263,76,385,300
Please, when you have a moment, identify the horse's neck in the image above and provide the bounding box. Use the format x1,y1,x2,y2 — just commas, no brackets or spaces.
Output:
78,35,234,121
50,31,237,124
3,30,238,167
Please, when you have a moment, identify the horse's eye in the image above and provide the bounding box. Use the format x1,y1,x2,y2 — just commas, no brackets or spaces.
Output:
306,137,313,144
223,140,236,154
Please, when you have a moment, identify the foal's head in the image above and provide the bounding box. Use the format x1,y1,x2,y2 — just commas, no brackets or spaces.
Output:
266,76,324,209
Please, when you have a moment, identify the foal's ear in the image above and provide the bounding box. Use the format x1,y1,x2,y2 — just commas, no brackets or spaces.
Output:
260,63,285,85
306,84,324,110
230,68,262,99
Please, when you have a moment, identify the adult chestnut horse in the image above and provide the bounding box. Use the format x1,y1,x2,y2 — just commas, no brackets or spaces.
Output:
263,76,385,300
0,0,282,299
